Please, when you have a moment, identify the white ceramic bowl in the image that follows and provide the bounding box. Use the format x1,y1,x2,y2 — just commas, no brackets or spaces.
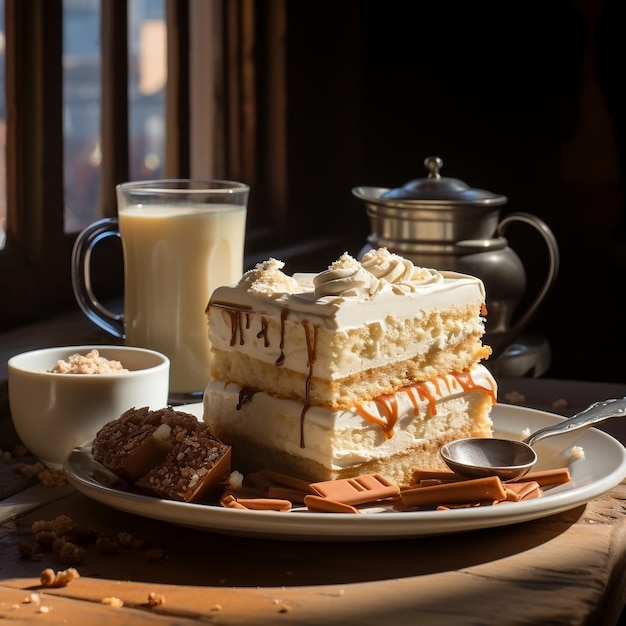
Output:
8,345,170,468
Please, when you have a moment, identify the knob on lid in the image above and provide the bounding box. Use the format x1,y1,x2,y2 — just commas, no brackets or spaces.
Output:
380,156,507,205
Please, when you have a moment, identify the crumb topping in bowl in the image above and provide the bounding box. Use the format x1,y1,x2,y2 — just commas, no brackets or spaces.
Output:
50,349,128,374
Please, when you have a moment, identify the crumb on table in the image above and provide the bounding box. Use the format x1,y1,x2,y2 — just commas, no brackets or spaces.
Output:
503,391,526,405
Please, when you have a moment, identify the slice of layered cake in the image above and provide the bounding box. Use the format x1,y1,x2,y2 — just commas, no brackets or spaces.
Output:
203,247,496,487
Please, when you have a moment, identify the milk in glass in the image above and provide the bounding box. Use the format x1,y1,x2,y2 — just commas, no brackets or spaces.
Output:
119,204,246,393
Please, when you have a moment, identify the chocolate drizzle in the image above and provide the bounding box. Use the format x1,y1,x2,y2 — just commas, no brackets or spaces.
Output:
237,386,259,410
299,320,318,448
276,309,288,366
257,317,269,347
211,301,252,347
211,299,288,362
212,300,320,447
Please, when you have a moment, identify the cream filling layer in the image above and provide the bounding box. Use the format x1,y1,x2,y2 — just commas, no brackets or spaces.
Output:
203,364,497,471
208,296,485,380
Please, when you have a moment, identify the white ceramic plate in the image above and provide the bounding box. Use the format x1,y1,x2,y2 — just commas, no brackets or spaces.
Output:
63,403,626,541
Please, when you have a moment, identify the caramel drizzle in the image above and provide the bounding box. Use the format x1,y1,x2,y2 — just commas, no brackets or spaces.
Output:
355,394,398,440
356,369,496,439
454,369,497,404
299,320,318,448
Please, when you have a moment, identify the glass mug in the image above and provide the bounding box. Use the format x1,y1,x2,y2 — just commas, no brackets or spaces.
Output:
71,179,249,397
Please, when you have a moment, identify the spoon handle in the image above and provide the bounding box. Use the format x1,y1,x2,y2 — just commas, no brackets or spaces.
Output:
523,397,626,447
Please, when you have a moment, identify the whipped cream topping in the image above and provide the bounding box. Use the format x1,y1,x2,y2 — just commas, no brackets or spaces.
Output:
209,248,487,354
313,252,382,297
360,247,442,286
239,248,449,301
238,258,301,296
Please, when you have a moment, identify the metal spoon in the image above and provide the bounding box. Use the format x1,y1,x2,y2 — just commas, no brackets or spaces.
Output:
440,397,626,481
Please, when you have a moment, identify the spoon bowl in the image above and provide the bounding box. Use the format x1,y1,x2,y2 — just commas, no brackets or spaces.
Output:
441,438,537,481
440,397,626,481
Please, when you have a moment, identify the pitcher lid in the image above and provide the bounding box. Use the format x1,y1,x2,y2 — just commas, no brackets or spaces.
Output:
378,156,507,205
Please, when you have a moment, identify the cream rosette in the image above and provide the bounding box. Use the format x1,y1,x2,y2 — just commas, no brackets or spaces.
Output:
360,248,442,293
313,253,382,298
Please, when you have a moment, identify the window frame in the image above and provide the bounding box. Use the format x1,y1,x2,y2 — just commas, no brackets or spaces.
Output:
0,0,291,329
1,0,69,324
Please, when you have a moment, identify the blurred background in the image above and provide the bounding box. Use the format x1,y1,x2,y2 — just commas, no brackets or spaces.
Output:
0,0,624,384
269,0,626,385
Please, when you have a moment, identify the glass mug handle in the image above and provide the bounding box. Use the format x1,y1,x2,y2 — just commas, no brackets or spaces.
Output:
71,217,125,339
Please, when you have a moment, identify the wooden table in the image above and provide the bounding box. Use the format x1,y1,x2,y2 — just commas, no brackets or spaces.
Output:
2,377,626,625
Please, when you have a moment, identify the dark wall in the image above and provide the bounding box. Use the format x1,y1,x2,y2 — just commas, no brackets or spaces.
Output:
285,0,626,384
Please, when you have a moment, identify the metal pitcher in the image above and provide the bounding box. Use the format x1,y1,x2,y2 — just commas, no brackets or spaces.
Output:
353,156,560,363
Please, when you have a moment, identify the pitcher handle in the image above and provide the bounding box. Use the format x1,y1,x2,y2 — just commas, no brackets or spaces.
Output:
71,217,125,339
497,211,560,340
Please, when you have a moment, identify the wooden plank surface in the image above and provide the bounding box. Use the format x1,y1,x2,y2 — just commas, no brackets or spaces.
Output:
1,483,626,625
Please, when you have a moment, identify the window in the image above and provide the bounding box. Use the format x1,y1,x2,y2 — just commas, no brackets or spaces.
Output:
0,1,370,331
0,0,5,250
63,0,167,234
0,0,295,329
